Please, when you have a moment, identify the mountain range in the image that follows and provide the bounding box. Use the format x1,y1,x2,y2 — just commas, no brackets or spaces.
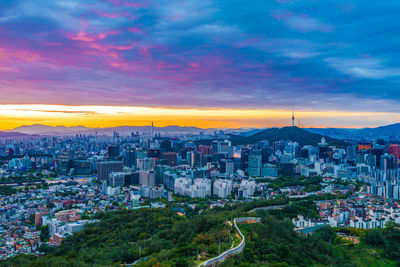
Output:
3,123,400,141
7,124,257,136
306,123,400,140
0,132,30,139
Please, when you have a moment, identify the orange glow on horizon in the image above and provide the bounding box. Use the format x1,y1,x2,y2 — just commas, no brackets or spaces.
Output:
0,104,398,130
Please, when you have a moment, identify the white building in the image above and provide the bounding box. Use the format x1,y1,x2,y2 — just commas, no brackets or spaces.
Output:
107,186,121,196
213,179,232,198
238,180,256,198
174,177,211,198
292,214,332,229
349,218,388,229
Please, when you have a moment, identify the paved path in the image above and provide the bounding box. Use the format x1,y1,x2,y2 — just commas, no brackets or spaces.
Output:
248,204,286,213
199,217,260,267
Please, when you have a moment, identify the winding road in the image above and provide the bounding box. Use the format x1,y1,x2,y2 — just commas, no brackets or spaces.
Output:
199,217,260,267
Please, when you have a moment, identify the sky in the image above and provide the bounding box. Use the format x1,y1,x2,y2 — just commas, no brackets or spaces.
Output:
0,0,399,129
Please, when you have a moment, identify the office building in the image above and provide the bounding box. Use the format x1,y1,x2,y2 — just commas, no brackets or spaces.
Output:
248,149,262,177
97,161,123,181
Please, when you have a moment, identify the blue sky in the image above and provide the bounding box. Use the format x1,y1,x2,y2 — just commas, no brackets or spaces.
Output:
0,0,399,128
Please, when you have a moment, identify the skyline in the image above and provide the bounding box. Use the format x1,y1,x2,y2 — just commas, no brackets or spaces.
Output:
0,104,400,131
1,1,399,127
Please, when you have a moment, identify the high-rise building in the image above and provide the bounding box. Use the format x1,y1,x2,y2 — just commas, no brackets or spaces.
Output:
389,144,400,160
213,179,232,198
137,157,156,170
248,150,262,177
102,181,107,195
190,151,203,168
371,147,385,167
73,160,92,175
107,145,120,158
380,155,395,171
147,149,161,158
261,163,278,177
123,149,136,168
240,148,250,171
139,170,156,186
220,159,234,174
109,172,127,187
162,152,178,166
55,159,72,175
346,145,357,160
174,178,211,198
198,145,211,155
136,149,148,160
97,161,123,181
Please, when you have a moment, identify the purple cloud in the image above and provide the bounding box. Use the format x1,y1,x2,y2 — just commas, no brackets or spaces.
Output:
0,0,398,116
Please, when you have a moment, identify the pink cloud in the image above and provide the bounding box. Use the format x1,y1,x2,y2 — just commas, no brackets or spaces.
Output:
155,61,179,69
189,62,200,68
0,47,45,62
43,42,63,46
0,66,18,73
96,10,135,20
127,27,141,33
104,0,149,9
64,30,121,42
65,32,105,42
138,45,149,56
96,11,121,19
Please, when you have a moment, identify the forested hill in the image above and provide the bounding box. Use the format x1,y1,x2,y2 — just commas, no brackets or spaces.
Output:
3,198,399,266
229,126,347,147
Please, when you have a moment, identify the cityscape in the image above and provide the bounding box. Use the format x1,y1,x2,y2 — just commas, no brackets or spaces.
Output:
0,121,400,265
1,0,400,266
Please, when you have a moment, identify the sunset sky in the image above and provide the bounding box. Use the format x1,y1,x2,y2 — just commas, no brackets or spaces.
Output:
0,1,399,129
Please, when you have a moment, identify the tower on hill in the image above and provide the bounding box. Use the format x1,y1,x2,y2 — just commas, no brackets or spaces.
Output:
292,110,295,127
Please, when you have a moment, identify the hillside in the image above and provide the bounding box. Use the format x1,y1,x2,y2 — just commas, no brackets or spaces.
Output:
359,123,400,137
3,208,236,266
307,123,400,140
3,200,397,267
230,126,347,147
0,131,29,139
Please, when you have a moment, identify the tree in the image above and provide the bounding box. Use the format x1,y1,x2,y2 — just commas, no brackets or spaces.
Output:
40,225,49,241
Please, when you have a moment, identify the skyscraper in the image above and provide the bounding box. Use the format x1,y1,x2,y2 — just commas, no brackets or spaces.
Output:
248,149,262,177
190,151,203,168
97,161,123,181
107,145,120,159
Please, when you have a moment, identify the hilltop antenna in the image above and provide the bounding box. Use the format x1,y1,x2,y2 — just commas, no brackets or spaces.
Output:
292,109,295,127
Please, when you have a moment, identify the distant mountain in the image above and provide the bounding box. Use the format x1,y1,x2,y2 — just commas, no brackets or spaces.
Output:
232,128,264,136
9,124,256,136
306,123,400,140
229,126,346,147
359,123,400,137
0,131,29,139
305,128,354,136
305,128,357,140
11,125,91,135
11,123,400,140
